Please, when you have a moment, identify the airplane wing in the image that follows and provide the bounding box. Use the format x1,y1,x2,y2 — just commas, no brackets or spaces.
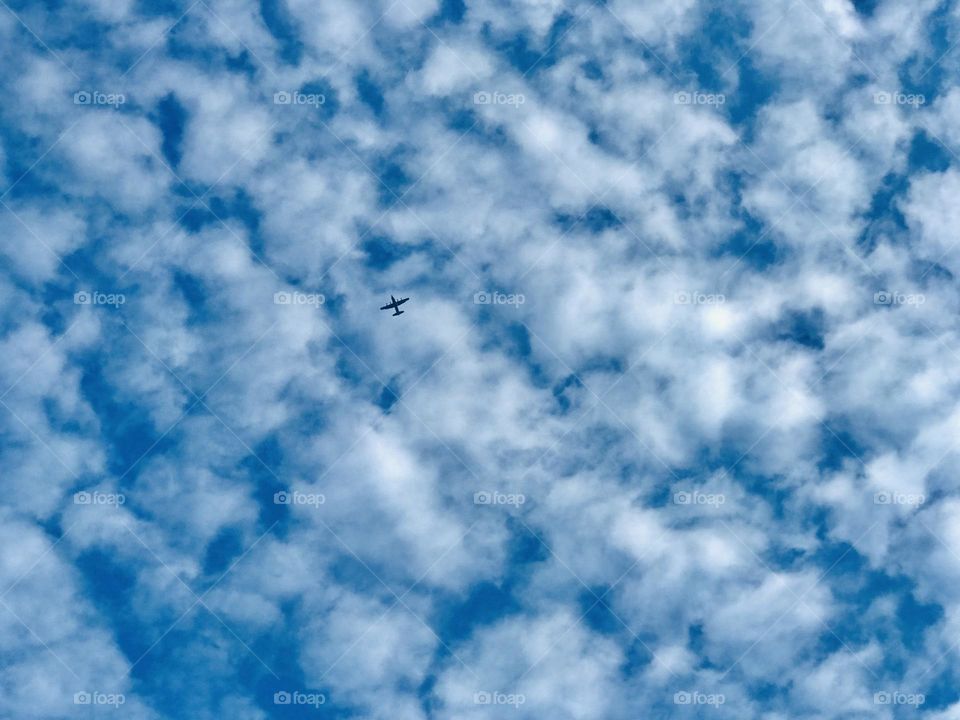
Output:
379,302,394,310
396,297,409,306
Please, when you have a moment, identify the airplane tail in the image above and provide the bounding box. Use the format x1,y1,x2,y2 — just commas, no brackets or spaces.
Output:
394,309,404,316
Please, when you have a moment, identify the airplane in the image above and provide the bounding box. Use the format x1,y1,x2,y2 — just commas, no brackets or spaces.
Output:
379,295,409,316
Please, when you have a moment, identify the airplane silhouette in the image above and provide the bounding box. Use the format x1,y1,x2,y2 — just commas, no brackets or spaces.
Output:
379,295,409,316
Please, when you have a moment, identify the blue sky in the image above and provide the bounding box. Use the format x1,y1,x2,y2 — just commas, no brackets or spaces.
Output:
2,0,960,718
